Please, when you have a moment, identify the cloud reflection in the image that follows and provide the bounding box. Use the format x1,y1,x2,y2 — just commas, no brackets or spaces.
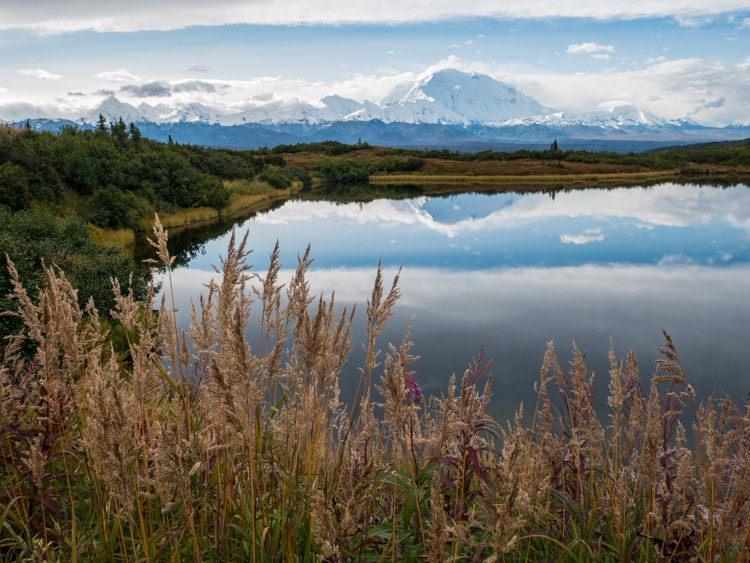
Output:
251,184,750,238
161,262,750,417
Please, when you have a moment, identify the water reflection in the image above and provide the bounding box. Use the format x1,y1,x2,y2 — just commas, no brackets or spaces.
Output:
150,183,750,422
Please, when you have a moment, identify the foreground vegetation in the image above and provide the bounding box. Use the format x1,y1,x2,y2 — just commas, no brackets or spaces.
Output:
0,219,747,561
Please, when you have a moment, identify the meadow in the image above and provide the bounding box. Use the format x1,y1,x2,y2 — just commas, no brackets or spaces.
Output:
0,216,747,561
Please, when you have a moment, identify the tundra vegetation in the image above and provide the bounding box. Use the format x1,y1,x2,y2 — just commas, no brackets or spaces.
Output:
0,218,747,561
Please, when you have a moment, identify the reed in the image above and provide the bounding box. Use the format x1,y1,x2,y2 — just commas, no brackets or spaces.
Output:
0,216,747,561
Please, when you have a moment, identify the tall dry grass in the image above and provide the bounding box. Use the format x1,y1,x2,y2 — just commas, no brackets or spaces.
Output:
0,214,748,561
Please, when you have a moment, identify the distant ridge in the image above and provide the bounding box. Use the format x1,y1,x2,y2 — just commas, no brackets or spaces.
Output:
6,69,750,151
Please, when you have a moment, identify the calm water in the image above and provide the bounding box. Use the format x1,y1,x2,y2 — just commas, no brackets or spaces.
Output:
149,183,750,422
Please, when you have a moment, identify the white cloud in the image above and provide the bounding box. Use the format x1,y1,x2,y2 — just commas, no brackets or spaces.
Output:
16,68,62,80
567,42,615,55
560,228,605,244
94,70,141,82
1,1,749,32
467,56,750,125
674,14,714,27
591,53,611,60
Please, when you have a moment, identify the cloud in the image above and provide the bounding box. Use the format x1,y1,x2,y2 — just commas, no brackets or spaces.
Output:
567,42,615,55
120,81,172,97
187,65,212,72
95,89,115,96
560,228,605,244
94,70,141,82
172,80,218,93
674,14,714,27
67,91,85,96
16,69,62,80
2,1,750,32
252,92,274,102
459,55,750,125
703,96,726,109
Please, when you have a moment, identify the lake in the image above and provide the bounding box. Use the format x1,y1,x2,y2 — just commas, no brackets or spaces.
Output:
147,182,750,423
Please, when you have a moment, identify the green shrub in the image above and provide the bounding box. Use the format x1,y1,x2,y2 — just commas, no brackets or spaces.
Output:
0,162,30,210
309,157,372,186
259,168,293,190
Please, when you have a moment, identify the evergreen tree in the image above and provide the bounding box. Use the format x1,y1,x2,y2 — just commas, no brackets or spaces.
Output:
97,113,108,132
110,117,128,147
129,122,142,148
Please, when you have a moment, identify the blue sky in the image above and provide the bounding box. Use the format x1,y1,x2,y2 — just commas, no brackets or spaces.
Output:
1,1,750,124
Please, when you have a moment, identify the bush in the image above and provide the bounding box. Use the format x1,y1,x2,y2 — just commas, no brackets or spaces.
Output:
309,157,371,186
0,162,30,210
376,155,424,173
259,168,292,190
86,185,145,229
279,166,312,189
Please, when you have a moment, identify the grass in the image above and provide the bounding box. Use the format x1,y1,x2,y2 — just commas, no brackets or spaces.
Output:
1,216,748,561
86,224,136,249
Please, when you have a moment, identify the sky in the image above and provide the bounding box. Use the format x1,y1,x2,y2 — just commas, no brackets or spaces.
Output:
1,1,750,125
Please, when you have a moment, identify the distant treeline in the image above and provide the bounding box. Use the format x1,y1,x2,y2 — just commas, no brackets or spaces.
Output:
256,139,371,156
0,120,299,229
384,139,750,168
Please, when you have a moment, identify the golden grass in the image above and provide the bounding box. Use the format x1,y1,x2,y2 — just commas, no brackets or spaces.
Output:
224,178,275,196
87,225,136,248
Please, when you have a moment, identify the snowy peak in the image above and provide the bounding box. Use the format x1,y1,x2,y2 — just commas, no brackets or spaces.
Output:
159,102,224,124
81,95,142,125
512,102,687,133
81,95,226,125
372,69,553,125
218,94,367,126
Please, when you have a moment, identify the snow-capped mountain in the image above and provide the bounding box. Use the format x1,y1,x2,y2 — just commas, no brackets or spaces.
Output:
81,95,224,125
360,68,553,125
7,69,749,149
507,103,694,135
218,96,370,126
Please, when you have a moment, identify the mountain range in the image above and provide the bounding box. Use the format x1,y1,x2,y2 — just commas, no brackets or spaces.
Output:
6,69,749,152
